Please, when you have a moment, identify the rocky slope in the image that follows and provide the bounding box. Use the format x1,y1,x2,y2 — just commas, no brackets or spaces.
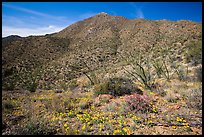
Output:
2,12,202,91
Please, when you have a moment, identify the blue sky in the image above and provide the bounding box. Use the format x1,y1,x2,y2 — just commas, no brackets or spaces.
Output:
2,2,202,37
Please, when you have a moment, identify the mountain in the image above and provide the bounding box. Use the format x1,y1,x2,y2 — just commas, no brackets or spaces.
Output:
2,12,202,91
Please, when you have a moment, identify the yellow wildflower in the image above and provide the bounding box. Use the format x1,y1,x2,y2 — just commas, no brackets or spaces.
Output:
64,123,68,127
149,92,155,95
65,126,70,131
152,107,157,113
122,127,132,135
82,124,86,130
74,130,79,134
113,129,121,135
176,117,182,122
172,125,177,129
56,128,60,132
151,115,156,119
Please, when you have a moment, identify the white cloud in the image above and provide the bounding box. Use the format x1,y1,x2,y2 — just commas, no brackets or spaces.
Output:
2,4,99,37
129,2,145,19
2,4,76,37
136,9,144,18
2,15,73,37
2,3,70,23
2,25,65,37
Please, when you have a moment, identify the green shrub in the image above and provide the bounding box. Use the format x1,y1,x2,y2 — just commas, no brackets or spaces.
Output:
94,82,109,96
94,77,142,96
186,40,202,66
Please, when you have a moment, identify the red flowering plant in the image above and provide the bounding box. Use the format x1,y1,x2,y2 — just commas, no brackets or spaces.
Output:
125,92,152,113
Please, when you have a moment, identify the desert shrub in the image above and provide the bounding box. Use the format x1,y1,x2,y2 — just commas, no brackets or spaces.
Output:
94,77,142,96
2,101,14,111
100,97,109,104
3,70,19,91
186,40,202,66
3,67,16,78
161,60,171,81
160,90,167,97
16,122,55,135
52,94,66,113
155,89,167,97
78,98,92,109
94,82,109,95
125,93,152,113
101,101,120,112
107,78,143,96
186,87,202,110
79,102,90,109
152,60,163,78
11,65,44,92
3,79,17,91
25,81,39,92
195,66,202,82
59,82,69,91
124,61,153,90
175,65,188,81
68,79,78,90
167,96,179,103
118,50,154,90
63,100,73,111
119,101,130,115
93,101,101,107
19,67,43,92
164,90,180,103
89,72,100,85
2,67,19,90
